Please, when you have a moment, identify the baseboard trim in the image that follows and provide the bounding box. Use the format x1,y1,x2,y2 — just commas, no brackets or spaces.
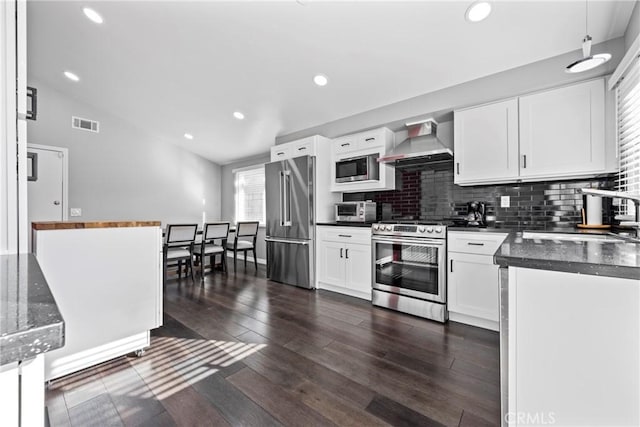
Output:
226,252,267,265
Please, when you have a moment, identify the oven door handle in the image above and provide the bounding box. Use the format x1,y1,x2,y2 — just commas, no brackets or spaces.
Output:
371,236,445,246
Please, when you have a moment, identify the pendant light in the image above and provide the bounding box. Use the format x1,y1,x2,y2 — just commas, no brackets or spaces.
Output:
566,0,611,73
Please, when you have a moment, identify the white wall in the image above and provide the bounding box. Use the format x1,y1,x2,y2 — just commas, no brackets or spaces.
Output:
26,79,222,227
625,1,640,51
221,153,270,262
276,37,626,143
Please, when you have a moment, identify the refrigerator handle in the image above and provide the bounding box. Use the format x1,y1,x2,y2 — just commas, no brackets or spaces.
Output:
283,170,292,227
279,171,285,227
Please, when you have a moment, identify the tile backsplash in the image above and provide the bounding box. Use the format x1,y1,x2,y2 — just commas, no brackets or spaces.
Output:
344,167,616,229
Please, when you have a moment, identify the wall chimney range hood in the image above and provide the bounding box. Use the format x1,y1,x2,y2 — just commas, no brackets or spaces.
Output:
378,119,453,168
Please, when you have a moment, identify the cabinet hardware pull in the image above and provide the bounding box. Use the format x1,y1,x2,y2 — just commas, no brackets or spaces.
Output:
341,143,350,147
345,249,349,259
456,163,460,175
365,137,375,142
523,154,527,168
338,234,352,238
298,147,307,151
450,259,453,272
340,248,343,258
277,152,285,156
467,242,485,246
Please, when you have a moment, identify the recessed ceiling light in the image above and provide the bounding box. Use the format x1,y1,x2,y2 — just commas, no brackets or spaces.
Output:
313,74,328,86
465,1,491,23
83,7,103,24
64,71,80,82
184,133,194,140
233,111,245,120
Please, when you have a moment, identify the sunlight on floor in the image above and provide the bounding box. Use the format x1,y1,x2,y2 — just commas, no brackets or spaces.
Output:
54,337,267,403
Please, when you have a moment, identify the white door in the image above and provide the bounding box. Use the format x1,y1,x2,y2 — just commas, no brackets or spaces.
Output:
448,252,499,322
454,98,520,184
27,146,68,242
344,243,372,298
317,240,345,287
519,79,605,178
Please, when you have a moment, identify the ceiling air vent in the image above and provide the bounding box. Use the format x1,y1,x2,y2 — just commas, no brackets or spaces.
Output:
71,116,99,133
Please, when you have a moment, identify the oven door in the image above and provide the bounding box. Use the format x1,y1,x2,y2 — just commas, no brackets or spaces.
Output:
372,236,446,303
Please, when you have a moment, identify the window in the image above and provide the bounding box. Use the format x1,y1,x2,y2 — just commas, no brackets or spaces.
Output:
234,165,265,224
617,54,640,216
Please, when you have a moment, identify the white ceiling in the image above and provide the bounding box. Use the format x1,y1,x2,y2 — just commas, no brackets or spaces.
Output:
27,1,635,165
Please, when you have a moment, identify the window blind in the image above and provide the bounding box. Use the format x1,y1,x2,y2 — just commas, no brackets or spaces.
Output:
617,54,640,216
235,165,265,224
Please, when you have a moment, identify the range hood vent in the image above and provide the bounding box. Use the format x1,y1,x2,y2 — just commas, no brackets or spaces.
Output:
378,119,453,168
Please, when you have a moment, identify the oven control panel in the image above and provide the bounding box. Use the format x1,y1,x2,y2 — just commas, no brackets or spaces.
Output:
372,223,446,238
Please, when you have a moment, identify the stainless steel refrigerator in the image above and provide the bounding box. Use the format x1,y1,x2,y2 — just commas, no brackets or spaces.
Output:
265,155,315,289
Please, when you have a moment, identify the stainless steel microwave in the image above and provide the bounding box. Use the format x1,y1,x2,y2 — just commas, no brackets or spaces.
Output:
335,201,377,222
335,153,379,183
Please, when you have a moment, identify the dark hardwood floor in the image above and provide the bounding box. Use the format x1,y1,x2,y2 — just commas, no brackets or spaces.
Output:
46,265,500,427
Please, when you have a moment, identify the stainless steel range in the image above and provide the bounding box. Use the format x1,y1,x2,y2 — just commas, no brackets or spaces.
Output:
371,222,448,322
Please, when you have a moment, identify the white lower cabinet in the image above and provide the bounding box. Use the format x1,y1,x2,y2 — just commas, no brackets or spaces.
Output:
317,226,371,300
447,231,507,331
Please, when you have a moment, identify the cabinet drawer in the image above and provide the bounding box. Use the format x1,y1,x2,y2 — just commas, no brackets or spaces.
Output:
290,137,316,157
357,129,387,149
270,145,291,161
332,135,358,154
448,232,508,255
317,226,371,245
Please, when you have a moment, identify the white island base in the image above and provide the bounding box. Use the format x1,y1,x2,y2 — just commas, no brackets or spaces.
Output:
33,222,163,381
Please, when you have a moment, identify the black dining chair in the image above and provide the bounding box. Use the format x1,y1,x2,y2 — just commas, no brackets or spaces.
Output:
163,224,198,285
193,222,230,278
226,221,259,272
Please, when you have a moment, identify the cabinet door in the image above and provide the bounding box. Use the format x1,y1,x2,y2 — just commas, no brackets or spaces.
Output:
448,252,499,321
519,79,605,178
344,243,372,297
317,240,345,287
454,98,519,184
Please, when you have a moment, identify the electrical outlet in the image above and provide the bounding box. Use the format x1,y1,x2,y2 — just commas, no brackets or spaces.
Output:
70,208,82,217
500,196,510,208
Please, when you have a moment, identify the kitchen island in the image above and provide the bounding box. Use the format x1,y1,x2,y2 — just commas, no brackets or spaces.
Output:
0,254,64,426
32,221,163,381
494,231,639,426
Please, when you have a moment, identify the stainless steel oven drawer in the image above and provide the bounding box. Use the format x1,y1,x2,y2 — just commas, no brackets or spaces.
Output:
372,289,447,322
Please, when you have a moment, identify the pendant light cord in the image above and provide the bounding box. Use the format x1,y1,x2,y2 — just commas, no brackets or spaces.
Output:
585,0,588,35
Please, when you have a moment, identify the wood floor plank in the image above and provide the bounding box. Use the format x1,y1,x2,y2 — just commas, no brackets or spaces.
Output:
191,370,283,427
366,394,449,427
227,367,337,427
67,393,123,427
159,385,230,427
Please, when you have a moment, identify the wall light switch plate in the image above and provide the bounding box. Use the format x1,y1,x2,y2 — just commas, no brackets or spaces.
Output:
70,208,82,217
500,196,510,208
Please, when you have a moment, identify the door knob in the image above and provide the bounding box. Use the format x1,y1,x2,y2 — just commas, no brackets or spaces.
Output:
53,201,60,205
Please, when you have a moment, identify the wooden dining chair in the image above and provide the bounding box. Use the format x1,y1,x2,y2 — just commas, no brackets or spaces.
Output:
226,221,259,272
193,222,230,278
163,224,198,285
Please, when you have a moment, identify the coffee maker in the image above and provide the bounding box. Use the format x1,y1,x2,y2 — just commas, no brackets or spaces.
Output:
465,201,486,226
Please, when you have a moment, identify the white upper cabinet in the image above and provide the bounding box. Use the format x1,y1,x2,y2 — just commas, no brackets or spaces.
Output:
454,98,519,185
454,78,613,185
519,78,605,179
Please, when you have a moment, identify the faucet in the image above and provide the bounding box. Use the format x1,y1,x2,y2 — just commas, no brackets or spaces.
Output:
580,188,640,236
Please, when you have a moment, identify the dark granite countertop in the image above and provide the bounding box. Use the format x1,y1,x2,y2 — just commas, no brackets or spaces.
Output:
494,232,640,280
0,254,65,366
317,222,374,228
